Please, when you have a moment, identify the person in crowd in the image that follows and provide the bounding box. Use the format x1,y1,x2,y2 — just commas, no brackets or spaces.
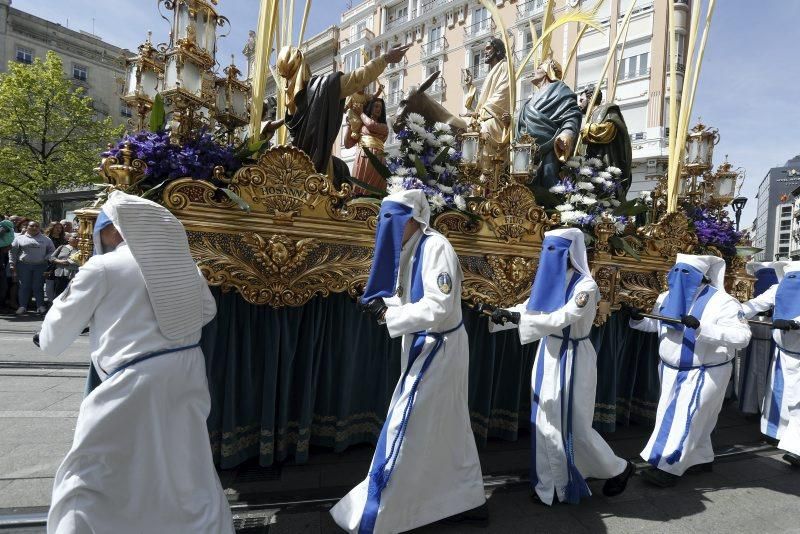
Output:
37,190,233,533
487,227,635,504
0,219,14,311
9,221,55,315
742,261,800,467
629,254,751,487
44,222,67,302
60,219,73,234
331,189,486,533
344,96,389,195
50,233,80,298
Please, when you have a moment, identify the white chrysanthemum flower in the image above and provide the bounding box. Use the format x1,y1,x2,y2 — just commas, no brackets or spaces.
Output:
448,147,456,155
577,181,595,191
560,210,576,223
430,193,446,212
454,194,466,210
556,203,575,212
566,158,582,168
388,176,404,186
610,199,621,207
394,167,409,176
607,166,622,175
582,196,598,206
601,200,611,208
587,157,603,167
639,190,652,200
408,123,426,136
408,166,418,175
385,147,402,159
437,183,454,194
426,179,438,187
599,171,612,179
615,219,627,232
579,166,594,176
432,165,446,174
407,112,425,125
434,121,452,132
603,180,615,188
438,134,455,146
573,210,588,219
550,184,567,194
409,141,424,152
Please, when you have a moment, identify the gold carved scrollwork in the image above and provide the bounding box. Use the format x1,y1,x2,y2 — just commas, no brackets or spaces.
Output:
433,210,482,236
641,211,697,259
477,183,555,243
188,231,373,307
617,270,666,311
461,254,537,308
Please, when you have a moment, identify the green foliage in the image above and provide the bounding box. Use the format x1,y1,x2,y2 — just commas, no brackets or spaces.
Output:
149,93,166,133
0,51,124,218
361,146,392,179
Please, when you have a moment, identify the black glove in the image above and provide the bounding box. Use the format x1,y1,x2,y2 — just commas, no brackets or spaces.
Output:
490,308,520,325
626,306,644,321
773,319,800,331
362,298,388,324
681,314,700,329
32,333,40,348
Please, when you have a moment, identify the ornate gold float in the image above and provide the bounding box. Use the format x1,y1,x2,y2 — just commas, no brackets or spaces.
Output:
76,144,754,323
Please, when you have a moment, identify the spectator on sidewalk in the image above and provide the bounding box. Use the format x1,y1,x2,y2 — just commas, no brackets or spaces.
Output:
50,233,80,298
0,219,14,311
44,222,67,302
9,221,55,315
61,219,74,234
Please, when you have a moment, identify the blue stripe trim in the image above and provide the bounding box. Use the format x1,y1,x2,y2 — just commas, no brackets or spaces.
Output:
766,347,785,439
530,340,547,490
105,343,200,379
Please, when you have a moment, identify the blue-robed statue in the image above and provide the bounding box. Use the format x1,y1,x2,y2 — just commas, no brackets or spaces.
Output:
516,58,583,188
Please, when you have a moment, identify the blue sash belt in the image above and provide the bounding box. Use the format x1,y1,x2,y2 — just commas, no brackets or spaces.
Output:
775,343,800,357
105,343,201,379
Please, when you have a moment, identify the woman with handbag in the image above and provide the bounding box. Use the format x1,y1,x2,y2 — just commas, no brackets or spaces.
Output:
50,234,80,298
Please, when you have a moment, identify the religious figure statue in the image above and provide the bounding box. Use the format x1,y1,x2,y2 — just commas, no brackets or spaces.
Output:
462,38,512,180
270,43,410,178
344,82,384,142
515,57,583,188
578,85,632,199
344,97,389,195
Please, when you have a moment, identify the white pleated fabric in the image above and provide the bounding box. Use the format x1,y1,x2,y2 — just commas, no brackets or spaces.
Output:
102,191,203,340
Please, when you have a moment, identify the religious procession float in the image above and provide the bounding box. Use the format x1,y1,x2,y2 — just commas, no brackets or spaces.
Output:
76,0,754,468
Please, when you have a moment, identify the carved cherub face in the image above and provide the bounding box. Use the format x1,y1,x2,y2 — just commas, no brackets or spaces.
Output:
510,257,527,283
270,242,290,265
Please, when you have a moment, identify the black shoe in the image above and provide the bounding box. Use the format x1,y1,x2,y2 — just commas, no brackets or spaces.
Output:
783,453,800,468
602,461,635,497
641,468,678,488
765,436,780,446
685,462,714,474
441,502,489,526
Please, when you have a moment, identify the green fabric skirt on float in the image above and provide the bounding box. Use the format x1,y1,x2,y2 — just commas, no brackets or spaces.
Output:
86,288,662,468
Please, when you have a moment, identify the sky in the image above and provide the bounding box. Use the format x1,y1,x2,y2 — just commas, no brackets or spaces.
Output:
14,0,800,228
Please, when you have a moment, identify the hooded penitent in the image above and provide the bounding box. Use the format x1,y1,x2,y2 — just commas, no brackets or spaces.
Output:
93,190,204,340
747,261,785,297
361,189,434,303
774,261,800,322
660,254,725,330
527,227,589,313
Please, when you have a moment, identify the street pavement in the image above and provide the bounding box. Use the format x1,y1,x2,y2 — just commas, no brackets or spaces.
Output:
0,312,799,533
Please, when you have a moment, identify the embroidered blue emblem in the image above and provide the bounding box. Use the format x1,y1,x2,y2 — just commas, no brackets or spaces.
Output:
437,272,452,294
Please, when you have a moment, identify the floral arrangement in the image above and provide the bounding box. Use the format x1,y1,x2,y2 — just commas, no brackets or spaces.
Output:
548,157,639,232
102,130,241,190
380,113,470,213
686,206,742,257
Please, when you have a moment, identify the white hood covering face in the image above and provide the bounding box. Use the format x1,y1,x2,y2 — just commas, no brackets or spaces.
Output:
99,190,204,340
675,253,726,289
383,189,434,236
780,260,800,276
543,227,592,279
747,260,787,280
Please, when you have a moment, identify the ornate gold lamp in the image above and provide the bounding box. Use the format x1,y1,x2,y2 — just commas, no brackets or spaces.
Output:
510,133,537,185
121,31,165,130
215,55,250,143
684,122,719,175
457,119,484,195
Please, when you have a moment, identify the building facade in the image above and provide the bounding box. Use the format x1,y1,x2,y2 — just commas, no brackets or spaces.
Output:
334,0,691,197
0,0,131,222
752,156,800,261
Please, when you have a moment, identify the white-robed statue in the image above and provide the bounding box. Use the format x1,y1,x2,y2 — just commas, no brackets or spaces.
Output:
37,191,233,533
330,189,486,533
739,261,784,415
742,260,800,467
487,228,634,505
630,254,751,487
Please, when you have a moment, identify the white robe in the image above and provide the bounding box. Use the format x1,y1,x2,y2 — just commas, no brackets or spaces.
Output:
491,274,627,505
632,287,751,475
737,319,773,414
743,285,800,451
331,230,485,533
39,243,233,534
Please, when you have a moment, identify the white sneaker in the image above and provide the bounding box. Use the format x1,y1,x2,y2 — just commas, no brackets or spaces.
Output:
36,306,47,314
15,307,26,315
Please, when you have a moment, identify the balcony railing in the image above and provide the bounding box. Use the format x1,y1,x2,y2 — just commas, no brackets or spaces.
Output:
463,18,495,41
514,44,535,64
461,64,489,85
420,0,450,12
340,28,374,48
385,90,403,108
617,67,651,82
385,10,415,32
385,56,407,73
421,36,448,58
517,0,546,20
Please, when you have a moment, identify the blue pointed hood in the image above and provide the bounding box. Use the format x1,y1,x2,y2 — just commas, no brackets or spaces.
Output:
774,261,800,321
